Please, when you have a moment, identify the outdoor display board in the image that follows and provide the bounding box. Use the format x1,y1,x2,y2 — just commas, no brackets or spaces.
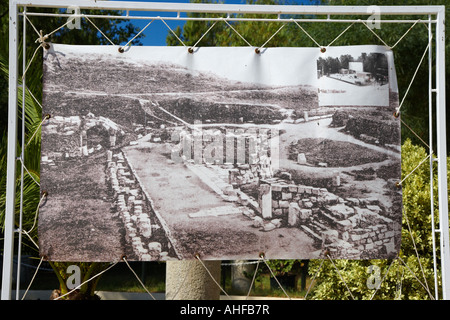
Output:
39,44,402,262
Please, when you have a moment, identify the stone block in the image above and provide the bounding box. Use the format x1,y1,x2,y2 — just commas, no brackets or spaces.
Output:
148,242,162,253
271,219,282,228
336,219,353,231
346,198,360,206
322,230,339,244
274,209,284,216
136,246,148,255
223,185,237,196
288,202,300,227
332,172,341,186
384,241,397,255
271,184,283,192
272,191,282,200
326,203,355,220
385,231,395,238
279,200,290,208
366,197,379,205
237,194,249,206
301,199,314,209
366,205,382,214
263,222,277,232
282,192,292,200
252,216,264,228
341,231,350,241
299,209,312,221
297,153,307,164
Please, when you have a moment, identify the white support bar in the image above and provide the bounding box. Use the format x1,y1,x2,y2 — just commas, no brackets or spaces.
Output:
428,15,439,300
1,0,19,301
435,6,450,300
10,0,446,16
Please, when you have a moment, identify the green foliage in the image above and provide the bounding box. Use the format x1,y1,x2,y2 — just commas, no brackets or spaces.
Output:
265,259,304,276
0,50,42,245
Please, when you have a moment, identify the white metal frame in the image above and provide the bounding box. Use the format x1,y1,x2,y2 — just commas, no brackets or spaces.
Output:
2,0,448,300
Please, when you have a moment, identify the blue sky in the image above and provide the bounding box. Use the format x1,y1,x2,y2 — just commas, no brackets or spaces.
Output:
120,0,321,46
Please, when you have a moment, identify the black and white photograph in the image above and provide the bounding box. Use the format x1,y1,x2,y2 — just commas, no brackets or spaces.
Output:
317,50,392,106
39,44,402,262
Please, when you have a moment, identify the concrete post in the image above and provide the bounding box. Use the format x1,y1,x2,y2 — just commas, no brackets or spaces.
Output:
231,260,255,295
165,260,221,300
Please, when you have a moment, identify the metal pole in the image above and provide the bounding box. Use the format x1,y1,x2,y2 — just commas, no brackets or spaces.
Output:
9,1,446,16
1,0,19,300
15,5,27,301
428,14,439,300
435,6,450,300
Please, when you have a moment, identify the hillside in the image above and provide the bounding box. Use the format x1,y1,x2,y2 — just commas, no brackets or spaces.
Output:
43,49,319,127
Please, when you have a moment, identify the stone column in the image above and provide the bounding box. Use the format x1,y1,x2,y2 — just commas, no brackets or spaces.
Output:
165,260,221,300
332,170,341,187
259,184,272,219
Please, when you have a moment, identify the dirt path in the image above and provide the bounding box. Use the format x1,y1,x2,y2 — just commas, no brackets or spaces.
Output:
39,160,126,262
122,142,318,260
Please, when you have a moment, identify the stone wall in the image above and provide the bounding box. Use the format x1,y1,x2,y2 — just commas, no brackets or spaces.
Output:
42,114,124,162
106,150,172,260
175,127,274,167
256,178,398,258
228,159,273,188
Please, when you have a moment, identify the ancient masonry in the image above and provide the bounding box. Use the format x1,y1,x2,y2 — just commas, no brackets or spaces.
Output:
256,177,399,258
103,124,398,260
174,127,275,168
106,150,174,260
172,127,399,258
42,113,124,164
